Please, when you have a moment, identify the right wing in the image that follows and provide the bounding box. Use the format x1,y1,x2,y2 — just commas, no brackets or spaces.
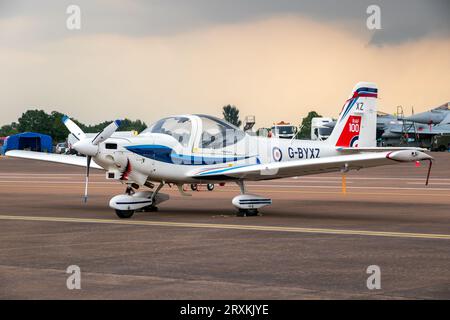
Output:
189,150,432,181
5,150,103,169
336,146,428,153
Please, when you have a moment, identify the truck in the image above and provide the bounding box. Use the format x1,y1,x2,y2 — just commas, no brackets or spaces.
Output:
311,117,333,141
431,134,450,152
270,121,297,139
55,142,69,154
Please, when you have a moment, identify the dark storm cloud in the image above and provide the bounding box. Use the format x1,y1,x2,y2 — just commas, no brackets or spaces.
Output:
0,0,448,45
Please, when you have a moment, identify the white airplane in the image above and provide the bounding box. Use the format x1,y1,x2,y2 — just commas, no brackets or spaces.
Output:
6,82,433,218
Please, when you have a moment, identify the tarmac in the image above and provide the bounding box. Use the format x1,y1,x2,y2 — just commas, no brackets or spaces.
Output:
0,154,449,299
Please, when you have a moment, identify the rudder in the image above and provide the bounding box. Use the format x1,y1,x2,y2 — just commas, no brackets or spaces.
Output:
327,82,377,147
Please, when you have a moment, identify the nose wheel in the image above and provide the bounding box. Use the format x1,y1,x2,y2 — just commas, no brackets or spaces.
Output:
115,209,135,219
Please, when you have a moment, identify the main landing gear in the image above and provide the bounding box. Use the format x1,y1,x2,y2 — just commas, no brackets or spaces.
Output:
190,183,215,191
231,181,272,217
109,182,168,219
110,180,271,219
236,208,259,217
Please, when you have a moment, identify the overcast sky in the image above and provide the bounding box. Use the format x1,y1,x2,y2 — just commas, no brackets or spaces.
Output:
1,0,449,126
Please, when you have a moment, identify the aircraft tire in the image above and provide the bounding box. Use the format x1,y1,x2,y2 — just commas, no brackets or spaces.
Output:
115,210,135,219
207,184,214,191
190,184,198,191
236,209,259,217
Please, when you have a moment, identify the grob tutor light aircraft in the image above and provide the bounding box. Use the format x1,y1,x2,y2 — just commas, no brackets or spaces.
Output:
6,82,433,218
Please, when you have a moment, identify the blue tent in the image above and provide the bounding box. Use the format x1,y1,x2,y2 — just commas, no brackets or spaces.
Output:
1,132,53,155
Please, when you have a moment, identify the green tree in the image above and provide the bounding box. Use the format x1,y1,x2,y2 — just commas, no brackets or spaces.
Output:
49,111,70,142
0,123,19,136
85,121,110,133
222,105,242,127
17,110,52,135
84,119,147,133
2,109,148,142
119,119,147,132
15,110,70,142
298,111,322,139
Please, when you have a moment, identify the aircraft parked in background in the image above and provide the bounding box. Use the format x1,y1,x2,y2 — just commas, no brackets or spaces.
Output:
404,102,450,125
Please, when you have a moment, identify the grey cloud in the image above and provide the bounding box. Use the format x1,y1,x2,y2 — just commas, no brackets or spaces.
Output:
0,0,448,46
368,0,450,45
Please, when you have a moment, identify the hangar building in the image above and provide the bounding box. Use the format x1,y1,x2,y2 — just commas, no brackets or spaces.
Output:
1,132,53,155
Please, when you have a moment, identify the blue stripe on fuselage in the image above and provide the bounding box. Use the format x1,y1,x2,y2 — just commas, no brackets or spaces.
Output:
125,144,251,165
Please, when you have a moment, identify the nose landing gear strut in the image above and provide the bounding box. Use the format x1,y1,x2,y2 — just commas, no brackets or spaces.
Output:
110,182,167,219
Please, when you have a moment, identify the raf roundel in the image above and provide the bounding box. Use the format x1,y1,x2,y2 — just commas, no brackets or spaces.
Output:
350,135,360,147
272,147,283,162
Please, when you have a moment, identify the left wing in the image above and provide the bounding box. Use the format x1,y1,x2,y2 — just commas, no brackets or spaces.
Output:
5,150,103,169
190,150,432,181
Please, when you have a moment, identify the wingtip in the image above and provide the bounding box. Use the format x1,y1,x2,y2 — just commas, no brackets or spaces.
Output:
62,115,69,123
114,119,122,127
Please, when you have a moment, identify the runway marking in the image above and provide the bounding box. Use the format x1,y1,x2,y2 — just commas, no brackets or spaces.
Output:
1,175,448,181
291,177,450,181
0,180,113,185
0,215,449,240
0,173,104,177
4,173,450,181
1,180,450,192
1,185,450,199
408,182,450,186
243,184,450,191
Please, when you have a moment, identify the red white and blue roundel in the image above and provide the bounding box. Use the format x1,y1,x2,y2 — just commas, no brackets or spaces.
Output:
272,147,283,161
349,135,359,147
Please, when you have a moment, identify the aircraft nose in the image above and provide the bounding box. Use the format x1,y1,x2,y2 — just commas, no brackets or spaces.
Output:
73,139,98,157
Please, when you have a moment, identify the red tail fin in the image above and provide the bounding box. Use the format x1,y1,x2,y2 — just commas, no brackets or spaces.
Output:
335,115,361,147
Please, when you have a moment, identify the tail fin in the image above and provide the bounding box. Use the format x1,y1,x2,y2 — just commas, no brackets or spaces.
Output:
327,82,377,147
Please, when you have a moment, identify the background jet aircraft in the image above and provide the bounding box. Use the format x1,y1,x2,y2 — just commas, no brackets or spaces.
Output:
404,102,450,125
6,82,432,219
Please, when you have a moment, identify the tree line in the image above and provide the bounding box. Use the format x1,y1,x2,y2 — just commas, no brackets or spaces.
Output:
1,106,323,142
0,110,147,142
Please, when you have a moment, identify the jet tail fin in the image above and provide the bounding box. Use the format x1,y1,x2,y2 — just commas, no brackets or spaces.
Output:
327,82,377,148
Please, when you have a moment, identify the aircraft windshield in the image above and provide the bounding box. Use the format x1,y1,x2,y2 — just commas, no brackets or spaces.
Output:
198,115,245,149
141,117,192,147
319,127,333,136
275,126,294,134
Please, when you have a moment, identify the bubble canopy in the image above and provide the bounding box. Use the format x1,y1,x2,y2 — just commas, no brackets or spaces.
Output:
141,116,192,146
140,115,245,148
197,114,245,149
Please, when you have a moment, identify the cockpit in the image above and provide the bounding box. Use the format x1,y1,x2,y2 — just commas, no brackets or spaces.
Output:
141,116,192,147
140,114,246,149
198,115,245,149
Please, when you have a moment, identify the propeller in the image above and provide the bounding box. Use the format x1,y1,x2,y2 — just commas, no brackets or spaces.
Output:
425,159,433,186
63,116,122,202
84,156,91,203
